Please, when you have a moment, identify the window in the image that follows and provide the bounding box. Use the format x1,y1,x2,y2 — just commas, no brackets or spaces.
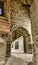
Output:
0,8,2,15
15,42,19,49
0,1,4,16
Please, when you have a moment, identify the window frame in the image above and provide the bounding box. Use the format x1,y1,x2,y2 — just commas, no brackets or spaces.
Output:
15,41,19,49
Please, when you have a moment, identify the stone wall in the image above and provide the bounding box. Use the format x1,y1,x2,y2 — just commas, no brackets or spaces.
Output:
10,0,31,34
0,0,10,33
30,0,38,65
10,0,33,47
0,37,7,65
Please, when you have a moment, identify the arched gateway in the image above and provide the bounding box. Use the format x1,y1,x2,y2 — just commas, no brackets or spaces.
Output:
6,27,33,57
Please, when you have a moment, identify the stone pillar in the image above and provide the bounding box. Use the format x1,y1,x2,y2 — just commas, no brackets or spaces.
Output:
26,35,33,53
0,37,6,65
30,0,38,65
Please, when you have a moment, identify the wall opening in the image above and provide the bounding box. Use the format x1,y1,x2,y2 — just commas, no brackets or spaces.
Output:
0,1,4,16
15,41,19,49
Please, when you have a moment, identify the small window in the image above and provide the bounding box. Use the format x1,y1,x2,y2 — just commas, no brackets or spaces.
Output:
0,8,2,15
15,42,19,49
0,1,4,16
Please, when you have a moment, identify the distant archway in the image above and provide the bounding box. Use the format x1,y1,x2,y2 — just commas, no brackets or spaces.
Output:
12,27,31,53
6,27,32,57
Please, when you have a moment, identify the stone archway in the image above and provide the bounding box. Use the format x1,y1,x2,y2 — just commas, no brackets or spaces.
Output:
6,27,32,57
12,27,32,53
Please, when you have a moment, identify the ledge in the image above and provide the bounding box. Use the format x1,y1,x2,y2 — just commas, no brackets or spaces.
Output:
0,16,8,21
0,16,10,24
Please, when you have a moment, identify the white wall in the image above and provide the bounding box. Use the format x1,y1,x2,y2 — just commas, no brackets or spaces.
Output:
11,36,24,55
